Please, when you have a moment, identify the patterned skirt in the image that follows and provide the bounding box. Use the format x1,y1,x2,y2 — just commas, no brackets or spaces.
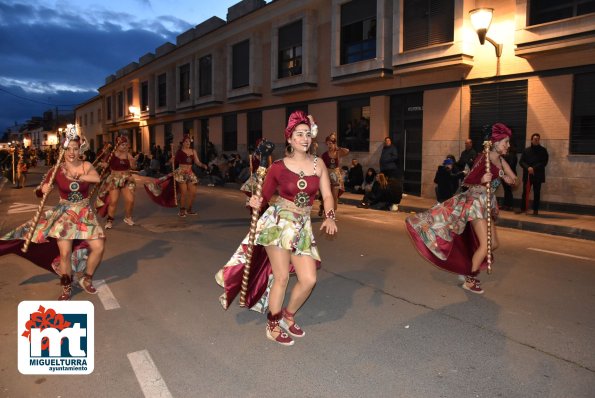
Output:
174,167,198,184
215,198,320,313
0,199,104,275
406,186,497,276
105,172,136,191
328,167,345,195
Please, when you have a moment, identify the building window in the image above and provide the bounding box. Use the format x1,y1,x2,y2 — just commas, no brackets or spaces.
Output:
403,0,454,51
141,81,149,111
470,80,528,153
157,73,167,107
247,111,262,149
84,114,88,126
338,97,370,152
117,91,124,118
232,40,250,89
340,0,376,65
98,108,102,122
223,114,237,151
79,116,83,126
529,0,595,25
90,111,94,124
179,63,191,102
199,55,212,97
286,104,308,122
127,87,133,109
278,20,303,78
570,72,595,154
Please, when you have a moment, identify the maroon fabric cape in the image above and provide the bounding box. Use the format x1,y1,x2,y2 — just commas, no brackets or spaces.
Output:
406,220,488,276
0,238,89,274
144,174,177,208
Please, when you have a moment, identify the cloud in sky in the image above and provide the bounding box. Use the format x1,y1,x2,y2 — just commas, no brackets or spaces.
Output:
0,0,193,133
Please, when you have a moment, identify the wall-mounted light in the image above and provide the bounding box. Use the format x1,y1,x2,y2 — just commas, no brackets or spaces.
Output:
128,106,140,119
469,8,503,58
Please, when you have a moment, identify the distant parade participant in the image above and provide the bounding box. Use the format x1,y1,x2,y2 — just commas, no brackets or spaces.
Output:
406,123,517,294
0,129,105,300
97,137,137,229
319,132,349,216
216,111,337,346
240,138,275,199
144,135,208,216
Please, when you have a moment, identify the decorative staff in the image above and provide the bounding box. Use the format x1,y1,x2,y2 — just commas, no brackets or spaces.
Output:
483,140,493,274
239,165,268,307
21,127,77,253
11,146,16,184
89,138,119,200
92,143,112,168
16,148,23,185
171,143,178,207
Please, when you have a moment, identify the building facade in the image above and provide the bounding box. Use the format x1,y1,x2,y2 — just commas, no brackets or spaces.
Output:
83,0,595,208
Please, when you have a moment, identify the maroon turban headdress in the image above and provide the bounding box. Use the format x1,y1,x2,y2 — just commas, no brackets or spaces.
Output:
285,110,311,140
491,123,512,143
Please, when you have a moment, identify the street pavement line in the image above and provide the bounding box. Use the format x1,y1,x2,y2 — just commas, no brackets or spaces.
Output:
528,247,594,261
8,202,52,214
128,349,173,398
94,279,120,310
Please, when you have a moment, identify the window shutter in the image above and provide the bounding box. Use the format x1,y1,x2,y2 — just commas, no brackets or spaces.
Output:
403,0,454,51
470,81,528,153
571,72,595,154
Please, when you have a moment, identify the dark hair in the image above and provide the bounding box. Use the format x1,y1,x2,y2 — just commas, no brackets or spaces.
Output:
531,133,540,140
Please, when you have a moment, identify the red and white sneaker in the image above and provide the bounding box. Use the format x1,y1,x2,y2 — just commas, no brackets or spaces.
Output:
462,277,484,294
280,309,305,337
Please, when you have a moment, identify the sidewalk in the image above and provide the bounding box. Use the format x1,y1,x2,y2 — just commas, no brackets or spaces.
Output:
339,192,595,241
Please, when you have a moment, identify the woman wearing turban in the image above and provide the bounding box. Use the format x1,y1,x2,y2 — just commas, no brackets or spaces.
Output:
406,123,517,294
215,110,338,346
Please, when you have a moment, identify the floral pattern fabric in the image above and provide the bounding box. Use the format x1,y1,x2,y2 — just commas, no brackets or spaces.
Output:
406,180,500,261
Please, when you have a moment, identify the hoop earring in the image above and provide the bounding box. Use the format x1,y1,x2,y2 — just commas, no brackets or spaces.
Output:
286,144,294,154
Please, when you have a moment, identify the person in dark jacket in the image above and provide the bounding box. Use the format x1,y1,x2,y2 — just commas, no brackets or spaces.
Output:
456,138,477,171
379,137,399,179
434,158,459,203
346,158,364,193
520,133,548,215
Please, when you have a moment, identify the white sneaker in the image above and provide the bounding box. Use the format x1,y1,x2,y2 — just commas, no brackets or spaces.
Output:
123,217,135,226
105,220,113,229
390,204,399,212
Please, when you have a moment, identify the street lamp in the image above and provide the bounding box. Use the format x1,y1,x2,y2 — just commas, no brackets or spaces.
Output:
469,8,503,58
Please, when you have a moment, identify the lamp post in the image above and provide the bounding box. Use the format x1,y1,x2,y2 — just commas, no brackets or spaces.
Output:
469,8,503,58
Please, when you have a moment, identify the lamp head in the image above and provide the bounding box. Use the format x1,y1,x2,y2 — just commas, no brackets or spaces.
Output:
470,8,494,44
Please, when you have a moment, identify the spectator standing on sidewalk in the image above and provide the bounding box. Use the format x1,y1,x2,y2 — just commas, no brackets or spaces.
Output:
379,137,399,180
520,133,548,215
456,138,477,172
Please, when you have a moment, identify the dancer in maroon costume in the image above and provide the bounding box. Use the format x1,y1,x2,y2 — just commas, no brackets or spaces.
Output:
216,111,337,346
406,123,517,294
0,135,105,300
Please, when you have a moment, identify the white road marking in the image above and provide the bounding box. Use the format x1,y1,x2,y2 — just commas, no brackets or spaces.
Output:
128,350,173,398
93,279,120,310
527,247,594,261
8,202,52,214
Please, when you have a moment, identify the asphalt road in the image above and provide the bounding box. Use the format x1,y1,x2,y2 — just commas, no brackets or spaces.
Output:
1,169,594,398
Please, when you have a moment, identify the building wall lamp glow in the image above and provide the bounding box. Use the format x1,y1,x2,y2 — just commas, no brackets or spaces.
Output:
469,8,503,58
128,106,141,119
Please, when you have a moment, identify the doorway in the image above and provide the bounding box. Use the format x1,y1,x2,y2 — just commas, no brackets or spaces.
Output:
390,92,423,196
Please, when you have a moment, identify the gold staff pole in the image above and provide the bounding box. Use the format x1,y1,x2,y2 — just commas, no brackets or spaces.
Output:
239,166,268,307
483,140,493,274
11,147,15,184
21,129,76,253
171,143,178,207
89,139,119,200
